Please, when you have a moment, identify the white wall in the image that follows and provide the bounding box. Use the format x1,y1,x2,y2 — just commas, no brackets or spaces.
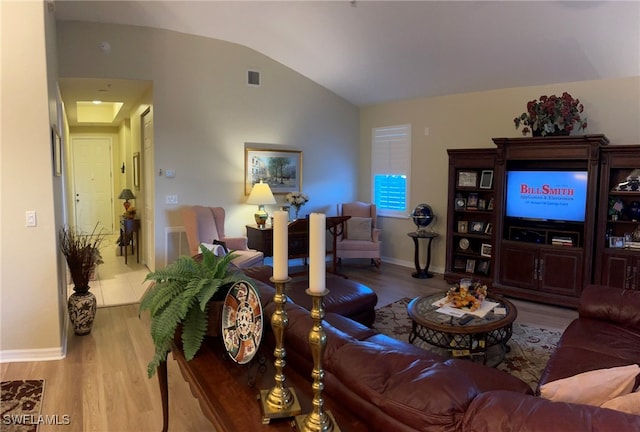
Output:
360,77,640,272
1,1,65,359
56,21,360,266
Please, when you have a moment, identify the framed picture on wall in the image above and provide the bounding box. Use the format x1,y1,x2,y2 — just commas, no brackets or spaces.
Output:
245,146,302,195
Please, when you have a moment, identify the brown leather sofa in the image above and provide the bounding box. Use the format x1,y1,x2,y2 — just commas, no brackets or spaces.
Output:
462,284,640,431
244,269,640,431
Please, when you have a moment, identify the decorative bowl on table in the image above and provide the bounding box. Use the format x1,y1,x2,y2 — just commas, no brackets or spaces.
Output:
446,282,488,311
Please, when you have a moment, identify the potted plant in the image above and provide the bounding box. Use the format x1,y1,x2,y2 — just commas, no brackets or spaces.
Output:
514,92,588,137
59,223,105,335
139,245,247,377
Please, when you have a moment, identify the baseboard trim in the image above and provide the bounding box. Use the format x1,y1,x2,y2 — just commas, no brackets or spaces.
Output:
381,256,444,276
0,346,66,363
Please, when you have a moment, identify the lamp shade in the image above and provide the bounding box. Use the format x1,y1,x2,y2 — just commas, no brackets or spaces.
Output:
246,181,276,205
118,189,136,200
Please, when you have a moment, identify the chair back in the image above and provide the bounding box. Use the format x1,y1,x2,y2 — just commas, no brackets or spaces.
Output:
340,202,377,228
182,206,228,256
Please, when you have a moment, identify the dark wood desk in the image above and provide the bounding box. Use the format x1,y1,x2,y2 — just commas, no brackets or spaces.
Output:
247,216,350,274
120,218,140,264
158,337,368,432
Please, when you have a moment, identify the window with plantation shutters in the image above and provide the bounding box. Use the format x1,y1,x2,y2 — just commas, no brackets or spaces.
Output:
372,124,411,218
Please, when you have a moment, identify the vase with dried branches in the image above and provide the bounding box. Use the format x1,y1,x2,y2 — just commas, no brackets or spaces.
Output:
59,223,105,335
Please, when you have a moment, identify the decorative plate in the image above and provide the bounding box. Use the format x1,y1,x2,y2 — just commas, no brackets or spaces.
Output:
459,238,470,250
221,280,263,364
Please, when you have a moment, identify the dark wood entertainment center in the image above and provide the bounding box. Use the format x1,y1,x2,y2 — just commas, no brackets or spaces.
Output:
445,135,640,307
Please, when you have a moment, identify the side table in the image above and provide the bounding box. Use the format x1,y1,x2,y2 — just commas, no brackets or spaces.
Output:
407,231,438,279
120,218,140,264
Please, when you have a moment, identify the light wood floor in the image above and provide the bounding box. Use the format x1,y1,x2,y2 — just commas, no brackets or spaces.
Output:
1,261,578,432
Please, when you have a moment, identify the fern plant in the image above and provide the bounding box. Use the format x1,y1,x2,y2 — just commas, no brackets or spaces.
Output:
139,245,244,377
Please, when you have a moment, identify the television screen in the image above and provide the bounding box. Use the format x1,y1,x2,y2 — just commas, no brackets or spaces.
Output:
505,171,588,222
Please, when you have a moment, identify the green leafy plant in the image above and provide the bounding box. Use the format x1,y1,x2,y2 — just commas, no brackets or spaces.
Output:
514,92,587,136
59,223,105,294
139,245,244,377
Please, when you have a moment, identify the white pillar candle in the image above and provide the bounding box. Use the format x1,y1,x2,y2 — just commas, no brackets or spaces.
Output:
309,213,326,293
273,210,289,280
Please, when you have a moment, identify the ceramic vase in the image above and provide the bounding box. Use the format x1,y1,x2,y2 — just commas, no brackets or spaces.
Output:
68,291,97,336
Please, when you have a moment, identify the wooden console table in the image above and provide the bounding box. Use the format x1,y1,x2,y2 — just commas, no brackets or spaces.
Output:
120,218,140,264
158,336,368,431
247,216,350,274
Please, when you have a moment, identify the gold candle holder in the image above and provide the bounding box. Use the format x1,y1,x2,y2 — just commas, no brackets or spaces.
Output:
294,288,341,432
259,277,302,423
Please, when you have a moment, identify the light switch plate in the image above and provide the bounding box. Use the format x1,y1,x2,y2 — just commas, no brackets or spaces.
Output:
26,210,37,227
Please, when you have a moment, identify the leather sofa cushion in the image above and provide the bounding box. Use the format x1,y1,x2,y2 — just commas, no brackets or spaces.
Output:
462,390,640,432
539,317,640,387
244,265,378,326
329,341,481,431
286,277,378,324
579,284,640,331
445,358,533,395
263,301,358,372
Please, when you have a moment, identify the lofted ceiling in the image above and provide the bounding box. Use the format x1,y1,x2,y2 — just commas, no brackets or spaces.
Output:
54,0,640,126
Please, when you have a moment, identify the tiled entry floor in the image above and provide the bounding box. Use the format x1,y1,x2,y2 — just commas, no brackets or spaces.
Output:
67,234,151,308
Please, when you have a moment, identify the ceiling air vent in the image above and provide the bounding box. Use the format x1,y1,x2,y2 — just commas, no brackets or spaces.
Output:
247,70,261,87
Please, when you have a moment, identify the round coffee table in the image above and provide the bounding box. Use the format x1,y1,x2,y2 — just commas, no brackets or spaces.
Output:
407,293,517,367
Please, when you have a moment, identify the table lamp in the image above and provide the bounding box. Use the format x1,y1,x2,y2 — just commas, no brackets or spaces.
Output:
247,180,276,228
118,188,136,211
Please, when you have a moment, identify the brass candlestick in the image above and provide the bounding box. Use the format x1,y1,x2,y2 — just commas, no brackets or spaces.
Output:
294,289,341,432
259,277,301,423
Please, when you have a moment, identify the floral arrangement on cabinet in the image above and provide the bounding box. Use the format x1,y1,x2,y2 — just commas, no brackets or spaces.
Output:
123,206,137,219
514,92,587,137
286,191,309,219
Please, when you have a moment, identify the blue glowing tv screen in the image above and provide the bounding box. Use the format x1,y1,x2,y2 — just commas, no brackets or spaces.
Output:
505,171,588,222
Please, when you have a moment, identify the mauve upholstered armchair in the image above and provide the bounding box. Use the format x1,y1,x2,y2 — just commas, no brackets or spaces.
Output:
335,201,382,268
182,205,264,268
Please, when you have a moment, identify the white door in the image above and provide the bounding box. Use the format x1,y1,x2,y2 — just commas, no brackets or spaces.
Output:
72,137,114,233
142,108,155,270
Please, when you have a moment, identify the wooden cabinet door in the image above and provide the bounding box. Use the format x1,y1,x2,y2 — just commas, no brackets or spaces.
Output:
601,253,634,289
499,243,537,290
539,248,583,297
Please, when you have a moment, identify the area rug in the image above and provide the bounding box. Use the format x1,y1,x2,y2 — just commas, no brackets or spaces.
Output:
373,298,562,389
0,380,45,432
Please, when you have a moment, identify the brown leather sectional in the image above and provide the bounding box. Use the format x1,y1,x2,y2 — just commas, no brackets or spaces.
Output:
244,267,640,431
